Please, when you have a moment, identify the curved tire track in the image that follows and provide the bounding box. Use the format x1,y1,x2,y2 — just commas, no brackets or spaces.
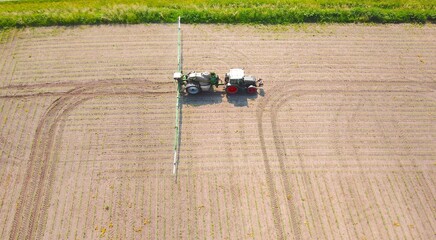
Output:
10,79,173,240
256,84,302,240
256,92,284,239
269,90,303,240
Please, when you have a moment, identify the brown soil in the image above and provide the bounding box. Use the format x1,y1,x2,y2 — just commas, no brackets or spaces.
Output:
0,24,435,239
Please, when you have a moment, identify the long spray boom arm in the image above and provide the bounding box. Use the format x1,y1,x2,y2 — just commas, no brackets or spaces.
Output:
172,16,182,182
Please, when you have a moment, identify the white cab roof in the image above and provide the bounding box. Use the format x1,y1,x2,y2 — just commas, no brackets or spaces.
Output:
229,68,244,79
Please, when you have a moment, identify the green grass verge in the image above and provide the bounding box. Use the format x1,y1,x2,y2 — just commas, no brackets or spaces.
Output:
0,0,435,28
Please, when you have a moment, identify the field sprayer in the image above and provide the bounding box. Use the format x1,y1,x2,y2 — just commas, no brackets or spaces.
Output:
173,68,263,95
172,17,264,181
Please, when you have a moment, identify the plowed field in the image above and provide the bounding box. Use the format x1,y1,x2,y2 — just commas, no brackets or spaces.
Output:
0,24,435,239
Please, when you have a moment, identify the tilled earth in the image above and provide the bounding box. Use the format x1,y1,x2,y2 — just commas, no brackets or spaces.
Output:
0,24,435,239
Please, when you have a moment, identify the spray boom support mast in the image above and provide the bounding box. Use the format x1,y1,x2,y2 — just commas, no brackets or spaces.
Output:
172,16,182,182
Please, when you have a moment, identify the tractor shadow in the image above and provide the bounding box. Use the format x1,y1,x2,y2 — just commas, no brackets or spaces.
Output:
183,89,265,107
226,88,265,107
226,93,257,107
182,91,224,106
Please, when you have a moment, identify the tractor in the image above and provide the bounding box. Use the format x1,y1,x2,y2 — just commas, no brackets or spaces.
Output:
224,68,262,94
173,68,262,95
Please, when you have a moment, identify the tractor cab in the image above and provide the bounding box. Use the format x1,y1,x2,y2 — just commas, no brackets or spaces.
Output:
227,68,245,81
225,68,258,94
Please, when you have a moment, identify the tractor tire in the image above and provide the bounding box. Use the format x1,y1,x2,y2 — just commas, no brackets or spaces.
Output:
226,85,238,94
186,83,200,95
247,85,257,94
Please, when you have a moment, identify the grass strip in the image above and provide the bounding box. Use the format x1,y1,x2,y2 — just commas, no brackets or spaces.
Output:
0,1,435,28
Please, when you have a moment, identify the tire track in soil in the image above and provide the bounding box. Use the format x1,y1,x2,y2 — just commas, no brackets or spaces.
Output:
0,80,174,99
270,87,436,239
369,95,436,238
10,87,90,240
256,84,302,240
0,79,172,90
9,79,173,240
344,97,377,239
256,88,285,240
329,94,354,239
260,83,355,239
269,89,303,240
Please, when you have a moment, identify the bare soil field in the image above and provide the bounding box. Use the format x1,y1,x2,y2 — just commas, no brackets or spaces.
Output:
0,24,435,239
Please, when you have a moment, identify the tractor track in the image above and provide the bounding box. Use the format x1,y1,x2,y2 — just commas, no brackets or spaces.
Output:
269,88,304,240
369,95,436,236
264,82,436,239
0,80,174,99
9,79,173,240
256,84,357,239
256,83,306,240
255,83,435,238
0,88,428,99
0,79,173,90
256,90,285,239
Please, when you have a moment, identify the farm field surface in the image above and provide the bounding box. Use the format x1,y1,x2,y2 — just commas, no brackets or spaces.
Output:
0,24,435,239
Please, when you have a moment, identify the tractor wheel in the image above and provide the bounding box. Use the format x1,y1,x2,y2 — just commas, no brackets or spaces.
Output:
186,83,200,95
247,85,257,94
226,85,238,94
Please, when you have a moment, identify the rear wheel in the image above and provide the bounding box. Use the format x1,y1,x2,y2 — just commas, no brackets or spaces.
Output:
186,83,200,95
226,85,238,94
247,85,257,94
